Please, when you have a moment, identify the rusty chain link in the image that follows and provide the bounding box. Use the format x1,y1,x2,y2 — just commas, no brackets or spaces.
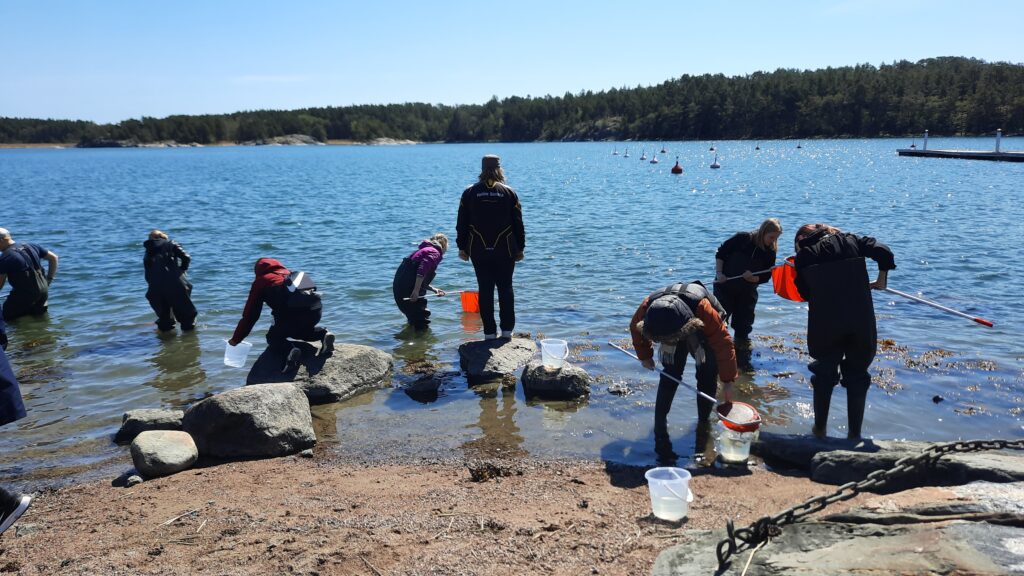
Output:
715,438,1024,570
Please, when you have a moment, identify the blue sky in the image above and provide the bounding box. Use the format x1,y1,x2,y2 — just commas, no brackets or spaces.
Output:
2,0,1022,123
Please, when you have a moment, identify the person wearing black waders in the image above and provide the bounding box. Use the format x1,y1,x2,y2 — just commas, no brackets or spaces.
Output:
793,223,896,440
143,230,197,332
456,155,525,340
0,318,33,536
393,233,448,330
0,227,58,322
629,282,738,463
713,218,782,368
228,258,334,372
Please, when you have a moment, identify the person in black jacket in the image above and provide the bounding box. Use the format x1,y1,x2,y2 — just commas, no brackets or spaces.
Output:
0,227,58,322
143,230,197,332
456,155,525,340
793,223,896,439
714,218,781,364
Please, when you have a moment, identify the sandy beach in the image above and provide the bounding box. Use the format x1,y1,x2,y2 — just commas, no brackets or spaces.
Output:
0,451,865,576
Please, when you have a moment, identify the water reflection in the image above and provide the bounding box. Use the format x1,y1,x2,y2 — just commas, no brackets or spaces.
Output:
525,397,588,432
146,330,205,396
460,312,482,338
391,327,452,404
461,380,525,459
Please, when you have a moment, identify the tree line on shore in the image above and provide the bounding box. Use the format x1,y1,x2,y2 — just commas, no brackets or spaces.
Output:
2,57,1022,146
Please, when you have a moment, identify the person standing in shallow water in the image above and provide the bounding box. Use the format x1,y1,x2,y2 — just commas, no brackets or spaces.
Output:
393,233,448,330
793,223,896,440
628,282,737,463
456,155,525,340
143,230,197,332
0,227,58,322
713,218,782,367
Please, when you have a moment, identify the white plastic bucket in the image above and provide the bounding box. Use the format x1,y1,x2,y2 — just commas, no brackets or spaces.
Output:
540,339,569,369
715,421,758,463
223,340,253,368
644,467,694,521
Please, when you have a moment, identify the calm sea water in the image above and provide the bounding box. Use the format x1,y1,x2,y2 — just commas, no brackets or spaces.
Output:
1,138,1022,485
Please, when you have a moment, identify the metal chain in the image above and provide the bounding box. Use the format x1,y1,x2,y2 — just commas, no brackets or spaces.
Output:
715,438,1024,570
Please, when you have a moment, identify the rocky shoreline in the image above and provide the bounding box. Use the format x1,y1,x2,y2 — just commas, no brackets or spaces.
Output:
6,337,1023,574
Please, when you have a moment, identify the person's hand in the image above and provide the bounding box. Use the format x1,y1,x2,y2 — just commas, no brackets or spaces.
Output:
458,250,469,261
0,330,7,351
409,292,419,302
869,270,889,291
515,251,524,262
228,338,240,347
435,289,446,297
714,271,727,284
641,358,656,370
742,270,758,283
720,380,735,403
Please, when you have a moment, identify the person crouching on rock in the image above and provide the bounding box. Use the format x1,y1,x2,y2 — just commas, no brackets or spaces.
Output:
629,282,737,461
793,223,895,440
143,230,197,332
393,233,448,330
228,258,334,372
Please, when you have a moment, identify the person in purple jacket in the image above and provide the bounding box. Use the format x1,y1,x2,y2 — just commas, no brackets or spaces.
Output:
393,233,448,330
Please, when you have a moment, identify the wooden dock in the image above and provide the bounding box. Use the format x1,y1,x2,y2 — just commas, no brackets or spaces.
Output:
897,148,1024,162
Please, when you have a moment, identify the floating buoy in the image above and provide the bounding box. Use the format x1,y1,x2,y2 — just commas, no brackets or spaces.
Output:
640,149,647,161
660,146,667,153
612,148,619,155
671,157,683,174
650,154,659,164
710,153,720,169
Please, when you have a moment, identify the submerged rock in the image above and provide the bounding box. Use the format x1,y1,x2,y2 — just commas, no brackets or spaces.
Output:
182,383,315,459
520,360,591,399
130,430,198,478
114,408,184,444
246,342,393,404
458,338,537,383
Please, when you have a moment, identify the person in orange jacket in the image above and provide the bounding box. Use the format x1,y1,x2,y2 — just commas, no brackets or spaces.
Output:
629,282,737,459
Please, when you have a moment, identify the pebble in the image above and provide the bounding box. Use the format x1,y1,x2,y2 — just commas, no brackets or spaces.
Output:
300,449,314,458
126,475,144,487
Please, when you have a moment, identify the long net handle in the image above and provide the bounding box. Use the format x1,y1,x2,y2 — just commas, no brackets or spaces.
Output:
883,287,994,327
608,342,718,404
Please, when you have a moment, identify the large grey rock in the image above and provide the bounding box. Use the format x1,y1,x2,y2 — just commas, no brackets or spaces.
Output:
655,480,1024,575
114,408,184,443
753,433,1024,492
459,338,537,383
246,342,393,404
520,360,591,399
129,430,198,478
182,383,315,459
653,522,1024,575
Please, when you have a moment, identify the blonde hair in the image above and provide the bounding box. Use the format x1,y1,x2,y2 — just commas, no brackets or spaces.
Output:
430,233,449,253
149,229,169,240
478,167,506,186
752,218,782,252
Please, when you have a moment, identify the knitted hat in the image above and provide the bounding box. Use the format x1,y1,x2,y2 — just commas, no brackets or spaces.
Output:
642,295,694,341
482,155,501,170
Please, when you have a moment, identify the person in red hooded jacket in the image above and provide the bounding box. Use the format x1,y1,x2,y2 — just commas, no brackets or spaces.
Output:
228,258,334,371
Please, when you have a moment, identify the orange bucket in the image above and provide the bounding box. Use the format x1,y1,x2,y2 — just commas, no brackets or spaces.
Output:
460,291,480,313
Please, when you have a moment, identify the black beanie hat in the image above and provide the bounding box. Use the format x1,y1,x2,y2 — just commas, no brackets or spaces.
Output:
643,295,694,340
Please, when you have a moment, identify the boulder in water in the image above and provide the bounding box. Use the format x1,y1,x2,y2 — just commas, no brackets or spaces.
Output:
520,360,590,399
247,342,393,404
458,338,537,384
115,408,184,444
